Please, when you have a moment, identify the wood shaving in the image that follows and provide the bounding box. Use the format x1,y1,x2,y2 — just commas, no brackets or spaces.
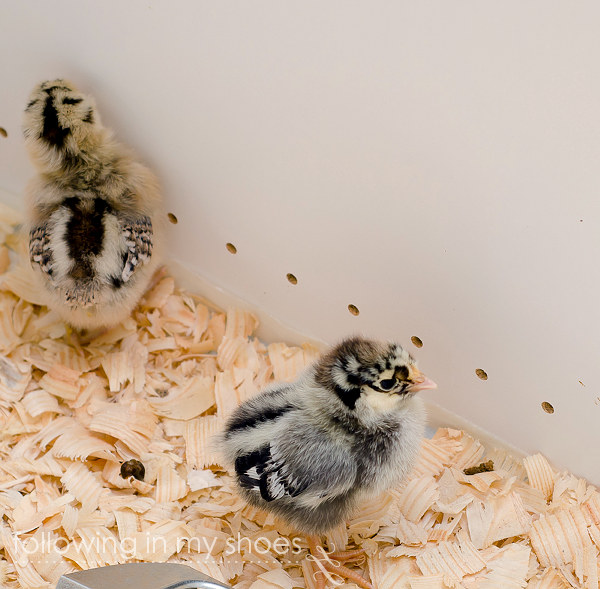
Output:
0,214,597,588
524,454,556,501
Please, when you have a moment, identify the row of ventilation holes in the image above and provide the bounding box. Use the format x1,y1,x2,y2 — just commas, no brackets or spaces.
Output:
224,240,364,317
217,239,566,413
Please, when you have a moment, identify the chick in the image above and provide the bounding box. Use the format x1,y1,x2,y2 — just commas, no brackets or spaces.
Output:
222,336,437,589
22,79,163,330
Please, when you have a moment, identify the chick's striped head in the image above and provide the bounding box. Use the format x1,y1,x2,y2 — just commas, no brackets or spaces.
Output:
23,79,103,169
315,337,437,410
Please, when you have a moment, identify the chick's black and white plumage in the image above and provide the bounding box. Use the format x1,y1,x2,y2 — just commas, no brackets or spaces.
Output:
222,337,437,536
23,79,163,329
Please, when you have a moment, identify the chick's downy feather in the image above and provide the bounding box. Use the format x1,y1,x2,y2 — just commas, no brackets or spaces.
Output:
222,337,435,535
23,79,164,329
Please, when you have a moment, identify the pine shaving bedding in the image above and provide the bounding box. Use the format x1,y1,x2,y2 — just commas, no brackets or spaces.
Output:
0,212,597,588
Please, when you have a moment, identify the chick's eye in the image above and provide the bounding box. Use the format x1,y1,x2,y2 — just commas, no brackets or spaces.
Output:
379,378,396,391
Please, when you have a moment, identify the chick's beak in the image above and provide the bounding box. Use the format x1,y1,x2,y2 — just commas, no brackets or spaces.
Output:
407,372,437,393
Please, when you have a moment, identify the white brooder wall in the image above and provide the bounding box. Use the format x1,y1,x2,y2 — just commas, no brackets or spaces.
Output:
1,2,599,483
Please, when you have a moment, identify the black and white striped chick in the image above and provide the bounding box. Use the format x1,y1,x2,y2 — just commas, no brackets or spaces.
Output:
222,337,437,588
22,79,163,330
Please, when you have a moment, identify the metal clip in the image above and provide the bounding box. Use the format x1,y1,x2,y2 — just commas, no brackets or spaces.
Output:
55,563,232,589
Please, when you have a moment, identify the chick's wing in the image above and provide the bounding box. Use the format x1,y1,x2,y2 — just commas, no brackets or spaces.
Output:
29,224,54,280
236,420,358,506
119,215,153,282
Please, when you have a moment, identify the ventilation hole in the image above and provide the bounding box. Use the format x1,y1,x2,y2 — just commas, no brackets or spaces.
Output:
286,273,298,285
167,212,178,224
226,242,237,254
411,336,423,348
541,401,554,414
0,128,7,138
348,304,360,316
475,368,488,381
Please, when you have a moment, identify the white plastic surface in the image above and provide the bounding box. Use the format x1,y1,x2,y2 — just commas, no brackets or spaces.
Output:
1,2,599,483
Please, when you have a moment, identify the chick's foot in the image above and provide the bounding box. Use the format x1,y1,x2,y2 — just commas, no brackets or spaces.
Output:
307,536,372,589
